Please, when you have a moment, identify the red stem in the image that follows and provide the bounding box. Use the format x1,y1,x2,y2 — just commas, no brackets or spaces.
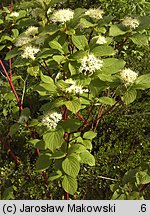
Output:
76,112,89,126
10,1,13,13
0,138,21,164
0,60,23,111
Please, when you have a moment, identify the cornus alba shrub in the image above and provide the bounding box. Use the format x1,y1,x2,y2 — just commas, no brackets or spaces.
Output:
0,0,150,196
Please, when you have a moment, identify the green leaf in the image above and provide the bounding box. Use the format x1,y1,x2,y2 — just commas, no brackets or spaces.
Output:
35,155,51,171
40,72,54,84
60,119,80,132
2,186,15,200
109,24,127,36
49,170,62,181
83,131,97,140
49,40,64,53
136,171,150,185
80,18,96,28
50,151,66,159
5,48,21,60
62,175,78,195
130,33,148,46
62,155,80,177
29,139,45,150
68,62,76,75
79,150,95,166
9,123,20,137
98,97,116,105
82,140,92,150
53,55,65,64
72,35,88,50
101,58,126,74
65,99,81,113
27,66,39,77
68,144,86,154
122,89,137,105
36,83,57,94
134,74,150,89
43,129,64,152
91,45,115,57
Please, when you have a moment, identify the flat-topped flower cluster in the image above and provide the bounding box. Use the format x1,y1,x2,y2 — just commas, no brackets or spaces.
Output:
42,111,62,130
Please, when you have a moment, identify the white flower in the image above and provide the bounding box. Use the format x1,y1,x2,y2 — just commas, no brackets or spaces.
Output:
51,9,74,23
120,68,138,85
79,54,103,76
21,45,40,60
10,12,19,17
25,26,38,36
15,36,31,47
122,17,139,29
65,79,88,94
96,36,107,45
85,8,104,20
42,111,62,130
47,8,52,15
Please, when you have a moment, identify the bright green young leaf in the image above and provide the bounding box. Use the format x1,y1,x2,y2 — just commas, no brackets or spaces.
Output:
68,62,76,75
82,140,92,150
109,24,127,36
91,45,115,57
72,35,88,50
101,58,126,74
62,155,80,177
40,72,54,84
68,144,86,154
65,99,81,113
50,151,66,159
99,97,116,105
35,155,51,171
122,89,137,105
49,40,64,53
136,171,150,185
37,83,57,94
43,129,64,152
134,74,150,89
27,66,39,77
83,131,97,140
62,175,78,195
79,150,95,166
49,170,62,181
80,18,96,28
130,33,148,46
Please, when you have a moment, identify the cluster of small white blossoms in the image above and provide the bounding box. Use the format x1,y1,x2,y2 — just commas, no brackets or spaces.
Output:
51,9,74,23
25,26,38,36
10,11,19,17
120,68,138,85
42,112,62,130
15,36,31,47
21,45,40,60
65,79,88,94
122,17,140,29
79,54,103,76
85,8,104,19
96,35,107,45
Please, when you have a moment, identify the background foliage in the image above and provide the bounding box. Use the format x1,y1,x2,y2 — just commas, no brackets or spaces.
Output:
0,0,150,199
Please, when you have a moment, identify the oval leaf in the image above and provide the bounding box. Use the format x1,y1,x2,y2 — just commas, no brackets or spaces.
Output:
62,175,78,195
62,155,80,177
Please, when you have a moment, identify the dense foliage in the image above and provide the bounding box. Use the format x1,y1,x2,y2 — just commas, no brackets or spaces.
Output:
0,0,150,199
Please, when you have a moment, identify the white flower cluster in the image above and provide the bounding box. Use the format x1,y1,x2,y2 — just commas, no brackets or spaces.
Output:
65,79,88,94
25,26,38,36
79,54,103,76
122,17,140,29
10,12,19,17
42,111,62,130
21,45,40,60
120,68,138,85
15,36,31,47
96,35,107,45
85,8,104,20
51,9,74,23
